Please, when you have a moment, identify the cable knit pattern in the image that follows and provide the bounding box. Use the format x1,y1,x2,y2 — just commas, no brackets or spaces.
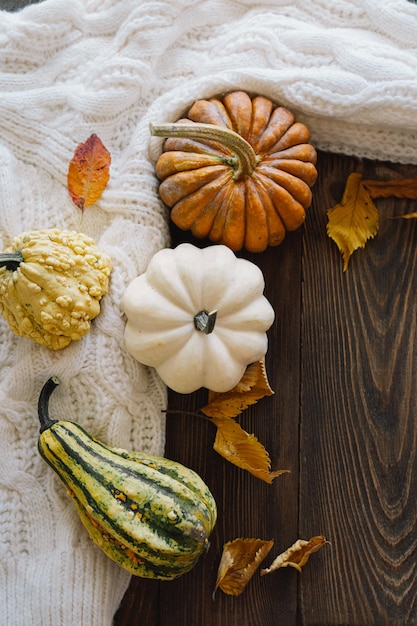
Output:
0,1,417,624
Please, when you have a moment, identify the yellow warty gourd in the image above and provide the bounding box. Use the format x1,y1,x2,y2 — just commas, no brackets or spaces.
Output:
0,228,112,349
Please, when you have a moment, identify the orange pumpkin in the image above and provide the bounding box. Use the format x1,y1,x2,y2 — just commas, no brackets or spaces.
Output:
151,91,318,253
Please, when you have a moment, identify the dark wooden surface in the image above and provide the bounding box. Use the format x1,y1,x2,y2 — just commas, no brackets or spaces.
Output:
114,151,417,626
2,2,417,624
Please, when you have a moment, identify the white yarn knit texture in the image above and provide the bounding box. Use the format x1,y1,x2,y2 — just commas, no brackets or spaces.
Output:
1,0,417,625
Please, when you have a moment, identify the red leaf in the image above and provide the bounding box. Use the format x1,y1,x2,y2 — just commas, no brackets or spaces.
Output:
67,134,111,211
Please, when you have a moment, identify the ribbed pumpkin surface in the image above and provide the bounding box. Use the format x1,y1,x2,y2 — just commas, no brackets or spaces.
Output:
154,90,318,252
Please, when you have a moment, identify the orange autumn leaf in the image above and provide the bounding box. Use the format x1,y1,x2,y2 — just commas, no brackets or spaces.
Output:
261,535,329,575
211,414,289,483
362,178,417,200
68,134,111,211
327,172,379,271
201,359,274,419
214,538,274,597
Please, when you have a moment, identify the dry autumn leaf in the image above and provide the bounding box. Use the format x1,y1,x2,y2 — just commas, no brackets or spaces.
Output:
68,134,111,211
201,360,274,419
327,172,379,271
261,535,328,575
211,414,289,483
214,538,274,597
362,178,417,200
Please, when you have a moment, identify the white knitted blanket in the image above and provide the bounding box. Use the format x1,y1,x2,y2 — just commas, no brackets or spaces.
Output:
1,0,416,624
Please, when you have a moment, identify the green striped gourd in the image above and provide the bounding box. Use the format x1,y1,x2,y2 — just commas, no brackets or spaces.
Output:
37,376,217,580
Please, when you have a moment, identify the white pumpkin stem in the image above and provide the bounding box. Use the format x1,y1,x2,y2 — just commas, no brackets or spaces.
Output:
0,251,24,270
194,310,217,335
150,122,260,180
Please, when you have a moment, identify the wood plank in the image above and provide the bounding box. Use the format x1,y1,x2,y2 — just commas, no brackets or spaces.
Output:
299,153,417,625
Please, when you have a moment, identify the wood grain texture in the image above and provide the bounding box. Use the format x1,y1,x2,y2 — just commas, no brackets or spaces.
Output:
299,154,417,626
115,152,417,626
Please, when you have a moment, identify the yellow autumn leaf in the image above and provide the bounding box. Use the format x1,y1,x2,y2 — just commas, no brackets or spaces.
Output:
327,172,379,271
202,359,274,419
214,538,274,597
211,414,289,483
261,535,329,575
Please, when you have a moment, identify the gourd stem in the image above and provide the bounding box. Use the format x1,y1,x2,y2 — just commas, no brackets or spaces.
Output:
150,122,260,180
38,376,60,433
194,310,217,335
0,251,24,271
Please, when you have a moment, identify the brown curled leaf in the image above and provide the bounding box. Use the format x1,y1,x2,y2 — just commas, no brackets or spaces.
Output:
261,535,329,575
214,538,274,597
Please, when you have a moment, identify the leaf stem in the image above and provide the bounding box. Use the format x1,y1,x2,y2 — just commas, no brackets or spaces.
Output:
162,409,214,425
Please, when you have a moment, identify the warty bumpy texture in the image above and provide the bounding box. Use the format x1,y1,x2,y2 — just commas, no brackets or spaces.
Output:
0,0,417,624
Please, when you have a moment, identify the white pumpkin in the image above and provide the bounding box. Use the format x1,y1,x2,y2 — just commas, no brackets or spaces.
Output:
122,243,275,394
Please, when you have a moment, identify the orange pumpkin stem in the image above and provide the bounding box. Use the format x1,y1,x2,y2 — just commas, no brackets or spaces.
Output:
150,122,260,180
